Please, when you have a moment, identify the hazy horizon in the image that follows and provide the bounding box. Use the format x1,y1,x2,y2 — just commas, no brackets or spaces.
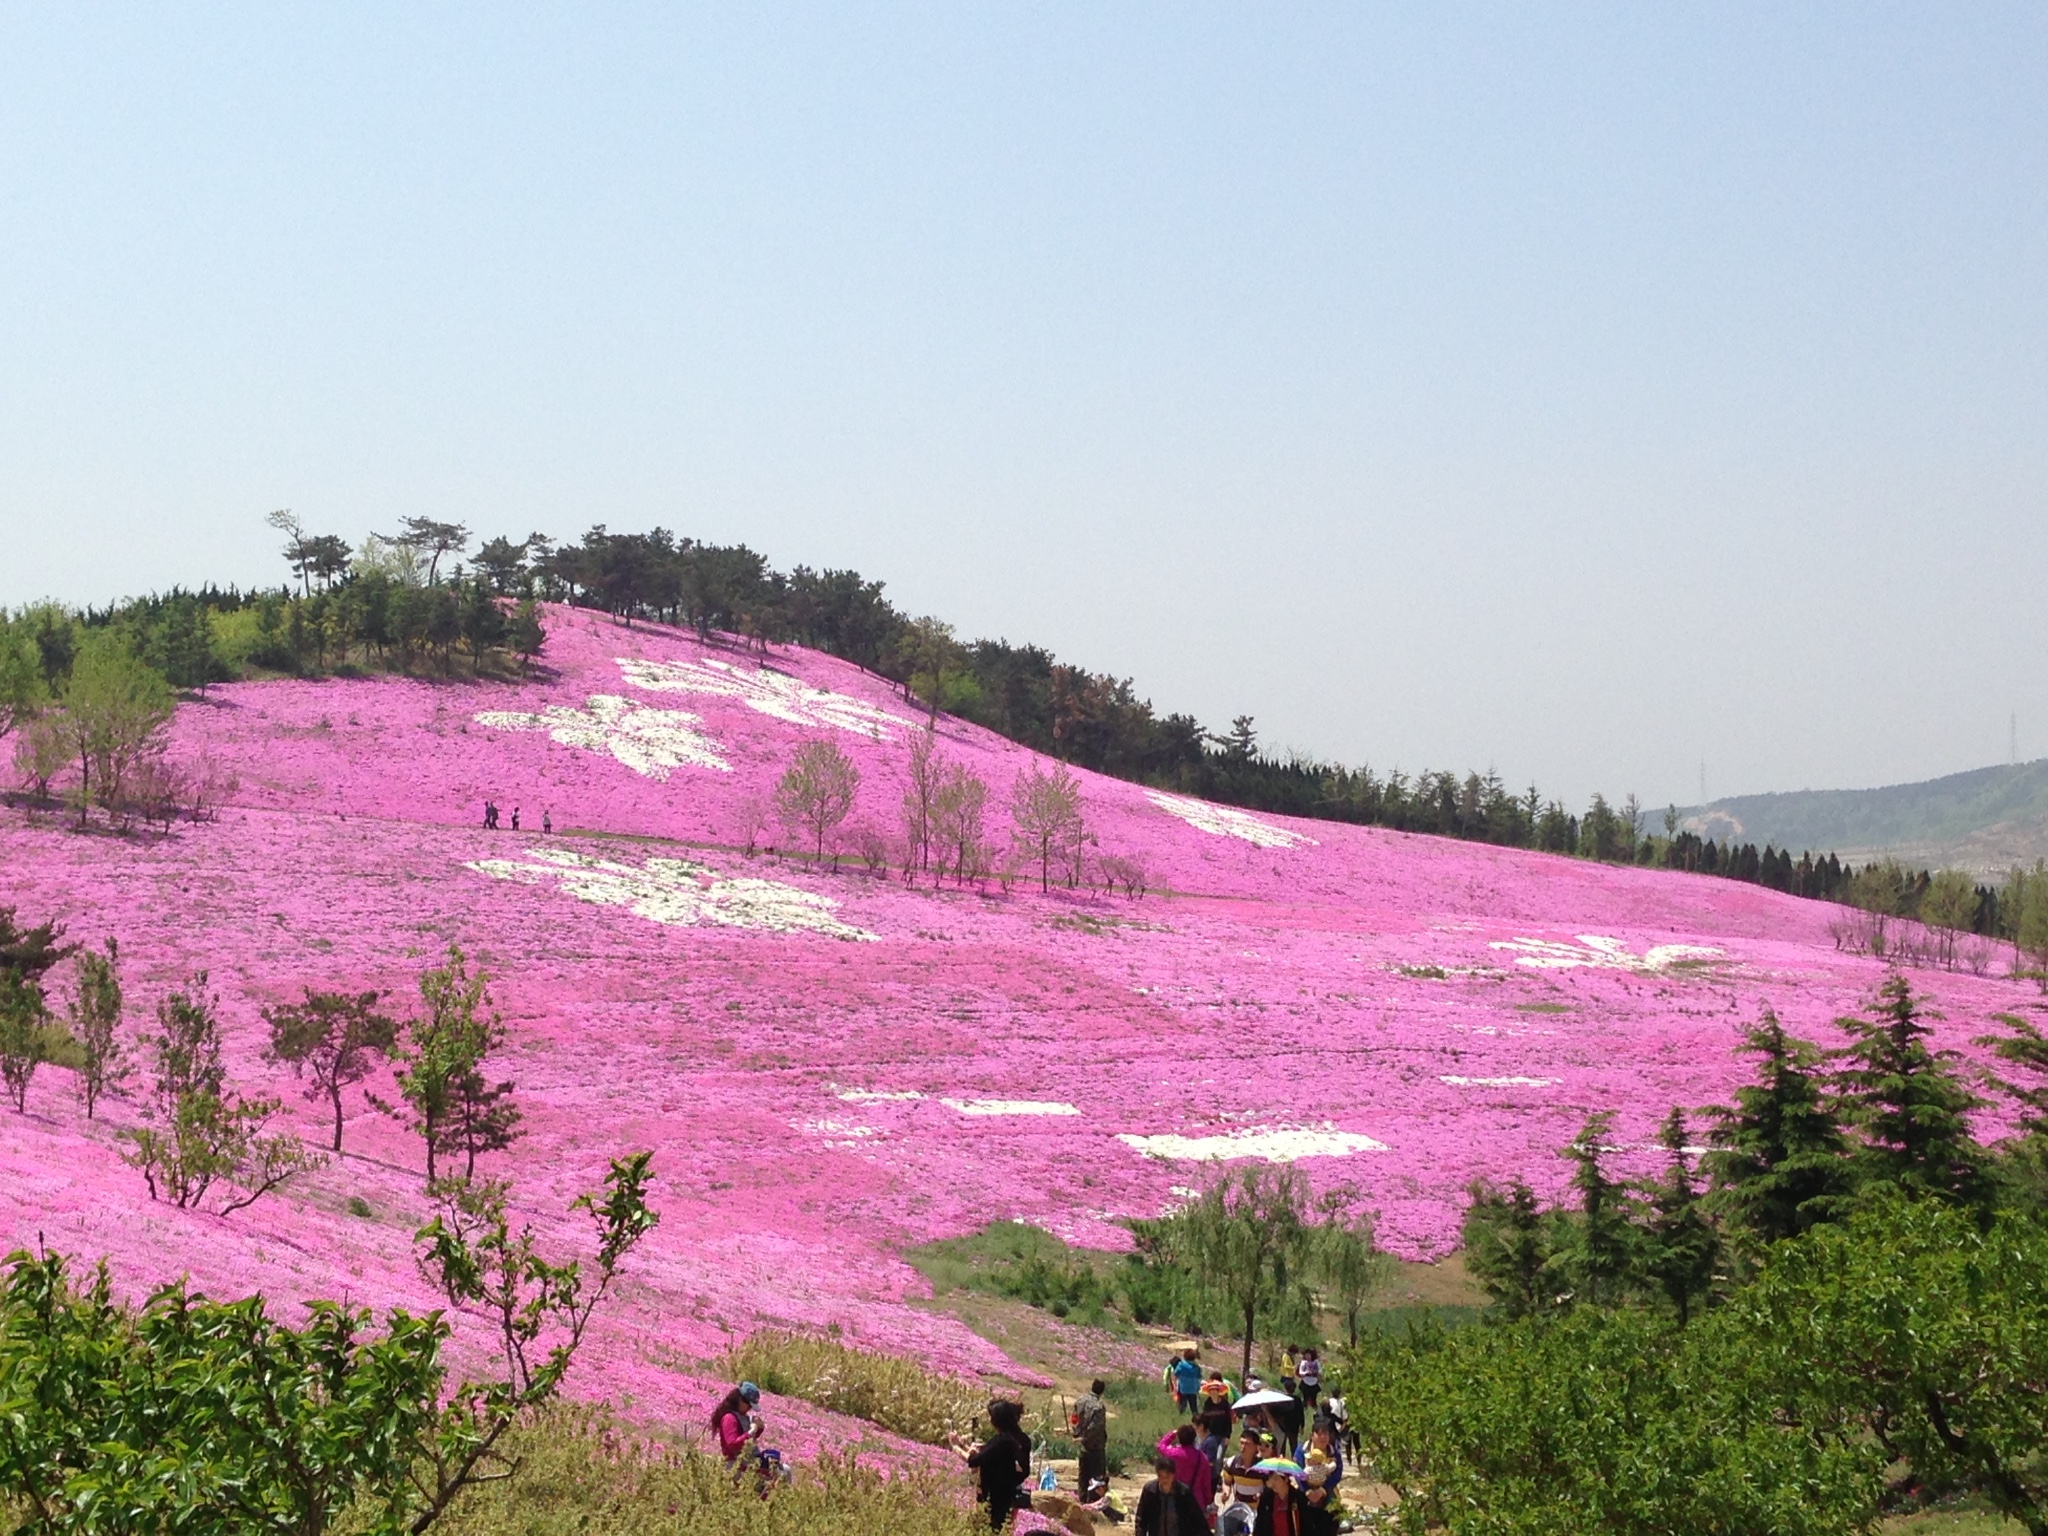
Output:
4,6,2044,809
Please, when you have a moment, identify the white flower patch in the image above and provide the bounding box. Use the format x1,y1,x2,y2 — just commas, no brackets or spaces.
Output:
941,1099,1081,1117
1145,791,1316,849
467,847,876,941
1440,1076,1557,1088
1119,1127,1387,1163
1488,934,1723,972
834,1087,925,1103
473,695,729,778
616,657,912,741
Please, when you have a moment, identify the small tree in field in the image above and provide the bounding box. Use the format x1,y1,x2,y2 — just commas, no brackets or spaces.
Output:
900,727,940,876
121,975,321,1214
264,988,401,1152
0,971,47,1112
67,938,125,1118
389,947,521,1184
1010,760,1084,893
776,738,860,865
1153,1164,1314,1380
1314,1190,1392,1349
933,761,990,885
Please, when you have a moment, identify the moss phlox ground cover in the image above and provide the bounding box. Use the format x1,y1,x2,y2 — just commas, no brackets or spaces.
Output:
1,605,2031,1443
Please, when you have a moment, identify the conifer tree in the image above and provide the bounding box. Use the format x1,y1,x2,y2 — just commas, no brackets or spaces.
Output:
1561,1112,1638,1306
1830,973,1991,1213
1702,1009,1855,1251
1642,1108,1718,1324
1461,1180,1558,1319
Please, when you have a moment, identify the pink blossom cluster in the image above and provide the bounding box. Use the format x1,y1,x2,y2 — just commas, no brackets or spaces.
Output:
1,605,2035,1441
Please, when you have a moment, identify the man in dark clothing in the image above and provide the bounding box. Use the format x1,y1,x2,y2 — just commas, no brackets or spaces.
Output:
1136,1454,1208,1536
1073,1379,1109,1501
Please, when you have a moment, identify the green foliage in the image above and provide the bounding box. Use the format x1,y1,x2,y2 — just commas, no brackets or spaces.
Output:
0,973,48,1113
1312,1193,1393,1349
715,1328,983,1447
1703,1009,1855,1253
1830,974,1992,1213
774,739,860,863
0,1154,657,1535
1460,1181,1562,1320
389,947,521,1184
1349,1303,1882,1536
1008,760,1085,892
55,627,177,827
1737,1198,2048,1536
0,618,48,741
120,974,320,1215
1138,1164,1315,1380
1642,1109,1719,1325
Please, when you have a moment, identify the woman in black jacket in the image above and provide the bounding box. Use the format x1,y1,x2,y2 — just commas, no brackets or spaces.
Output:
1135,1454,1209,1536
955,1398,1033,1531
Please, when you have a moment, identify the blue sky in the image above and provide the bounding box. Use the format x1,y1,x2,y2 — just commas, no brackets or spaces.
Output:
3,5,2043,807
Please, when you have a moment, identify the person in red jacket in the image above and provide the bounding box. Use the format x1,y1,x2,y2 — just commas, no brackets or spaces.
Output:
711,1381,762,1467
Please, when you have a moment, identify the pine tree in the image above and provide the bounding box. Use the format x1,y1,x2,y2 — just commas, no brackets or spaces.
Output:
1641,1109,1718,1323
1831,973,1991,1212
1462,1179,1559,1319
1703,1009,1854,1251
1561,1113,1637,1306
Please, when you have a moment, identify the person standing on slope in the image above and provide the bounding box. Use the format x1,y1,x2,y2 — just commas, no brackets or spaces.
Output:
1171,1348,1204,1417
1072,1378,1110,1502
954,1398,1033,1532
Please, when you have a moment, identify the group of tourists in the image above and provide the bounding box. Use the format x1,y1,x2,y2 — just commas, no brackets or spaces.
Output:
1057,1347,1354,1536
713,1343,1355,1532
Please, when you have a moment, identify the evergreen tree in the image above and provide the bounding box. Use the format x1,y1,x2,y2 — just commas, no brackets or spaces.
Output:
1461,1179,1559,1319
1830,973,1991,1213
1561,1113,1638,1306
1642,1109,1718,1324
1702,1009,1855,1251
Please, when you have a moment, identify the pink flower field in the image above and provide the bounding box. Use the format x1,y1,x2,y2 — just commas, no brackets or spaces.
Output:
1,605,2035,1440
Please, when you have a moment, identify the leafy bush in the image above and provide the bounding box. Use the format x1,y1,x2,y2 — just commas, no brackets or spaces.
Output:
717,1329,984,1447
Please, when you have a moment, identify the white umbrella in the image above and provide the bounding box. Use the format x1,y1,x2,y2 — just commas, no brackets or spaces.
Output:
1233,1389,1294,1410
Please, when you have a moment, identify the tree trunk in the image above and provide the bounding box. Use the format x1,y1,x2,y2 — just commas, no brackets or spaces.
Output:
1241,1301,1256,1384
330,1082,346,1152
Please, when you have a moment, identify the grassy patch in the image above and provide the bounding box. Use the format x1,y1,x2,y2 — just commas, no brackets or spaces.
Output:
1514,1002,1573,1014
716,1329,984,1447
418,1406,982,1536
905,1221,1206,1333
1395,965,1447,980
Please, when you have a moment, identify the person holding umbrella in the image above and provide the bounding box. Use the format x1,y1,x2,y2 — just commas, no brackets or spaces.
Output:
1252,1459,1309,1536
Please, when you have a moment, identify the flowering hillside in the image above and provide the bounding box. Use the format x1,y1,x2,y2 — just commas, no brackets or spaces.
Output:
0,605,2031,1435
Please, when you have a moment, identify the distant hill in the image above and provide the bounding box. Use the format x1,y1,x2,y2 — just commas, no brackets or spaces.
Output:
1680,759,2048,877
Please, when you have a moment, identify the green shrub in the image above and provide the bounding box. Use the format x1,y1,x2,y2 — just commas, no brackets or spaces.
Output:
717,1330,985,1447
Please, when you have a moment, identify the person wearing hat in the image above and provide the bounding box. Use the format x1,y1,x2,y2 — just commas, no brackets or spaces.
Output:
711,1381,763,1469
